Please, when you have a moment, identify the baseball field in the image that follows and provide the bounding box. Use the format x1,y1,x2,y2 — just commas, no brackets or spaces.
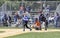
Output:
0,27,60,38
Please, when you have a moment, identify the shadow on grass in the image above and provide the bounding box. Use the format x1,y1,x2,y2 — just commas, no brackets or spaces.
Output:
0,31,5,33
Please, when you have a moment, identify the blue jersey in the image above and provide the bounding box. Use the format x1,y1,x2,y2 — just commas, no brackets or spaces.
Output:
23,16,29,21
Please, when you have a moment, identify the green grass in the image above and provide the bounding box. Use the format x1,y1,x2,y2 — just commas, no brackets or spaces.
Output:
0,31,5,33
5,32,60,38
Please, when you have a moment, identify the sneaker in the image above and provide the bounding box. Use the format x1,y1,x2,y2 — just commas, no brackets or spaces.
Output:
23,29,25,31
30,29,32,31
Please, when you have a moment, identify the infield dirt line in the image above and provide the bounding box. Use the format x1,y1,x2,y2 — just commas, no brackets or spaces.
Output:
0,29,60,38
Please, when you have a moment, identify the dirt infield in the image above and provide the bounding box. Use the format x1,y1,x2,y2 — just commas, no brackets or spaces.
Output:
0,29,60,38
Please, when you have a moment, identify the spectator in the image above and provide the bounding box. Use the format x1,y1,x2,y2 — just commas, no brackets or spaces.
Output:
14,12,19,24
16,17,22,27
7,15,11,27
26,6,31,12
56,14,60,27
54,13,59,27
19,6,25,16
2,14,8,26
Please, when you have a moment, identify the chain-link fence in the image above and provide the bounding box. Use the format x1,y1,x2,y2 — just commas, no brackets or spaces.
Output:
0,1,60,28
0,1,60,15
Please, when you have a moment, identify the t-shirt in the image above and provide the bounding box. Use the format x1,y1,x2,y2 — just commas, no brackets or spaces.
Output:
35,21,41,27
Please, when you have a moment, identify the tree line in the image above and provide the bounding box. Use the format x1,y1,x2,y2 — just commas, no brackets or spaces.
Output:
0,0,59,7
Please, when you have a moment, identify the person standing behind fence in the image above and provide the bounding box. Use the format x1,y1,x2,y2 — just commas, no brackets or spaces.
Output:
26,6,31,13
19,6,25,17
22,12,32,31
14,12,19,24
56,14,60,27
7,15,11,27
2,14,8,27
54,13,59,27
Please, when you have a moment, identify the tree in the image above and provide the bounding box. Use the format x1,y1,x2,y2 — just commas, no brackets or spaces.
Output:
0,0,5,6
